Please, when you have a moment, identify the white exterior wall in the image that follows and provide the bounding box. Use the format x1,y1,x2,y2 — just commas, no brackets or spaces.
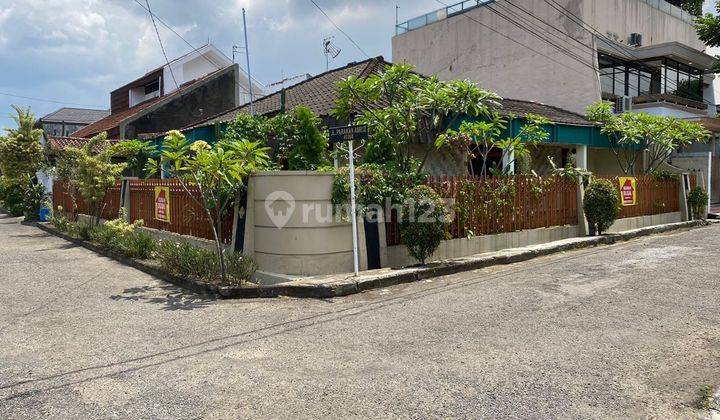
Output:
162,45,232,95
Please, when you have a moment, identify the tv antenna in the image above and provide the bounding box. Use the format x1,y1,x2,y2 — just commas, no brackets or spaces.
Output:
323,36,342,71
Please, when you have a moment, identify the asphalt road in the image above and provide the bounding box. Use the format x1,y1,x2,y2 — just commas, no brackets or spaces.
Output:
1,212,719,419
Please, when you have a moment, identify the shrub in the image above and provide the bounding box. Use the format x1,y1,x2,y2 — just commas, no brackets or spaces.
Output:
399,185,450,264
688,186,709,219
286,106,329,170
78,223,95,241
155,240,218,280
85,218,156,260
225,252,259,285
155,240,257,284
116,230,156,260
584,179,620,235
51,209,72,233
0,176,47,219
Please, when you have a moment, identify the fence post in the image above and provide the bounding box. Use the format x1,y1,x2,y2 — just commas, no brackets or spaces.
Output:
239,175,255,257
576,176,589,236
679,173,690,221
120,178,132,222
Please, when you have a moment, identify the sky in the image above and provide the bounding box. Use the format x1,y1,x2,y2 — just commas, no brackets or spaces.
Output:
0,0,438,127
0,0,717,129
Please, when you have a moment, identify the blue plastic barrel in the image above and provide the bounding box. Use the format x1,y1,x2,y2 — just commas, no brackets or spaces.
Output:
39,207,50,222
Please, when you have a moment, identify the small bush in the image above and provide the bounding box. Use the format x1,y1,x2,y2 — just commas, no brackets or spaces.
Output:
78,223,95,241
85,218,156,260
584,179,620,235
155,240,218,280
399,185,450,264
155,240,257,284
51,210,72,233
225,252,258,285
0,176,46,219
116,230,156,260
688,186,709,219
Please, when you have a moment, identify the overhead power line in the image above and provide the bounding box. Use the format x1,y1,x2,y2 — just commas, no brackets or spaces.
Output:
145,0,179,90
542,0,715,107
431,0,596,77
308,0,371,59
0,92,106,109
130,0,261,91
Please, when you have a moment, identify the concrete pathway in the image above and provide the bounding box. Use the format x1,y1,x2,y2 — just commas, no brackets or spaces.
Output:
0,212,718,418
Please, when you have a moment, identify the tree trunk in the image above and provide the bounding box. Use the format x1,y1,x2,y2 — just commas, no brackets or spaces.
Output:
206,208,226,282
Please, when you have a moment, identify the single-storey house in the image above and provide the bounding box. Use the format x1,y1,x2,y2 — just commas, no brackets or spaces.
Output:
157,57,633,177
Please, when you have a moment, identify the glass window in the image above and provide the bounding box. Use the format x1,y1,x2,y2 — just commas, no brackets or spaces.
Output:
613,65,626,96
665,61,678,95
628,67,640,97
144,79,160,95
639,70,652,95
600,68,614,94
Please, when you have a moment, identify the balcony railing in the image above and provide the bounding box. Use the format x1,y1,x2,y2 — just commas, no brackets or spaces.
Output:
395,0,494,35
396,0,694,36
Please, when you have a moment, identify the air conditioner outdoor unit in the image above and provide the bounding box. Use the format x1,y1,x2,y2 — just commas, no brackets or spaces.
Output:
629,33,642,47
614,96,633,113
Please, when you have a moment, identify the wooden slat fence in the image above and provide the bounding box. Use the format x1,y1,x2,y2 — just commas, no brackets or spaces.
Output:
386,175,579,246
595,175,679,219
52,179,233,243
52,182,121,221
127,179,234,244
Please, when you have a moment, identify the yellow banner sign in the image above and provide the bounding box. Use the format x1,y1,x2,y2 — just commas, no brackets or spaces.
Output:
619,177,637,206
154,186,170,222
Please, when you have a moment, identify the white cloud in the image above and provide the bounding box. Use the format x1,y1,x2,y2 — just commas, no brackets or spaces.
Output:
0,0,439,124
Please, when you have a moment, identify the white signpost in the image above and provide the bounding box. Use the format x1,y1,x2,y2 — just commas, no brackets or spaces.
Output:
329,125,369,276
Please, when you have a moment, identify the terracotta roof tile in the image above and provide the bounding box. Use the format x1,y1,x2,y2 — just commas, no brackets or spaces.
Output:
71,97,162,138
46,136,120,153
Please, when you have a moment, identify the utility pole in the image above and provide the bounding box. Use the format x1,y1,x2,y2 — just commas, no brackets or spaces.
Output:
396,5,399,26
242,8,255,115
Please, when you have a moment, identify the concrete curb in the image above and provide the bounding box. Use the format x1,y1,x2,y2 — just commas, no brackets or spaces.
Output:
36,219,709,299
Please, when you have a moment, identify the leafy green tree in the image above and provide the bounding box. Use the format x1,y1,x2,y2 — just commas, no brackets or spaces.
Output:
436,112,552,177
586,101,711,174
0,105,44,178
287,106,330,170
332,64,501,174
223,106,328,170
56,132,147,225
146,130,270,281
696,2,720,71
680,0,704,16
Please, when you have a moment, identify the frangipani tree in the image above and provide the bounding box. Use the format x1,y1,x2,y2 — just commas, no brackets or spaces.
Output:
146,130,270,280
332,64,502,173
436,112,552,177
587,101,711,174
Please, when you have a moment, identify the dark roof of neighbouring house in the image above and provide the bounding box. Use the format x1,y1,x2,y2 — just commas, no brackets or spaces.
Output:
182,56,390,131
181,57,594,132
73,65,236,138
498,99,595,126
45,136,120,154
37,108,110,125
